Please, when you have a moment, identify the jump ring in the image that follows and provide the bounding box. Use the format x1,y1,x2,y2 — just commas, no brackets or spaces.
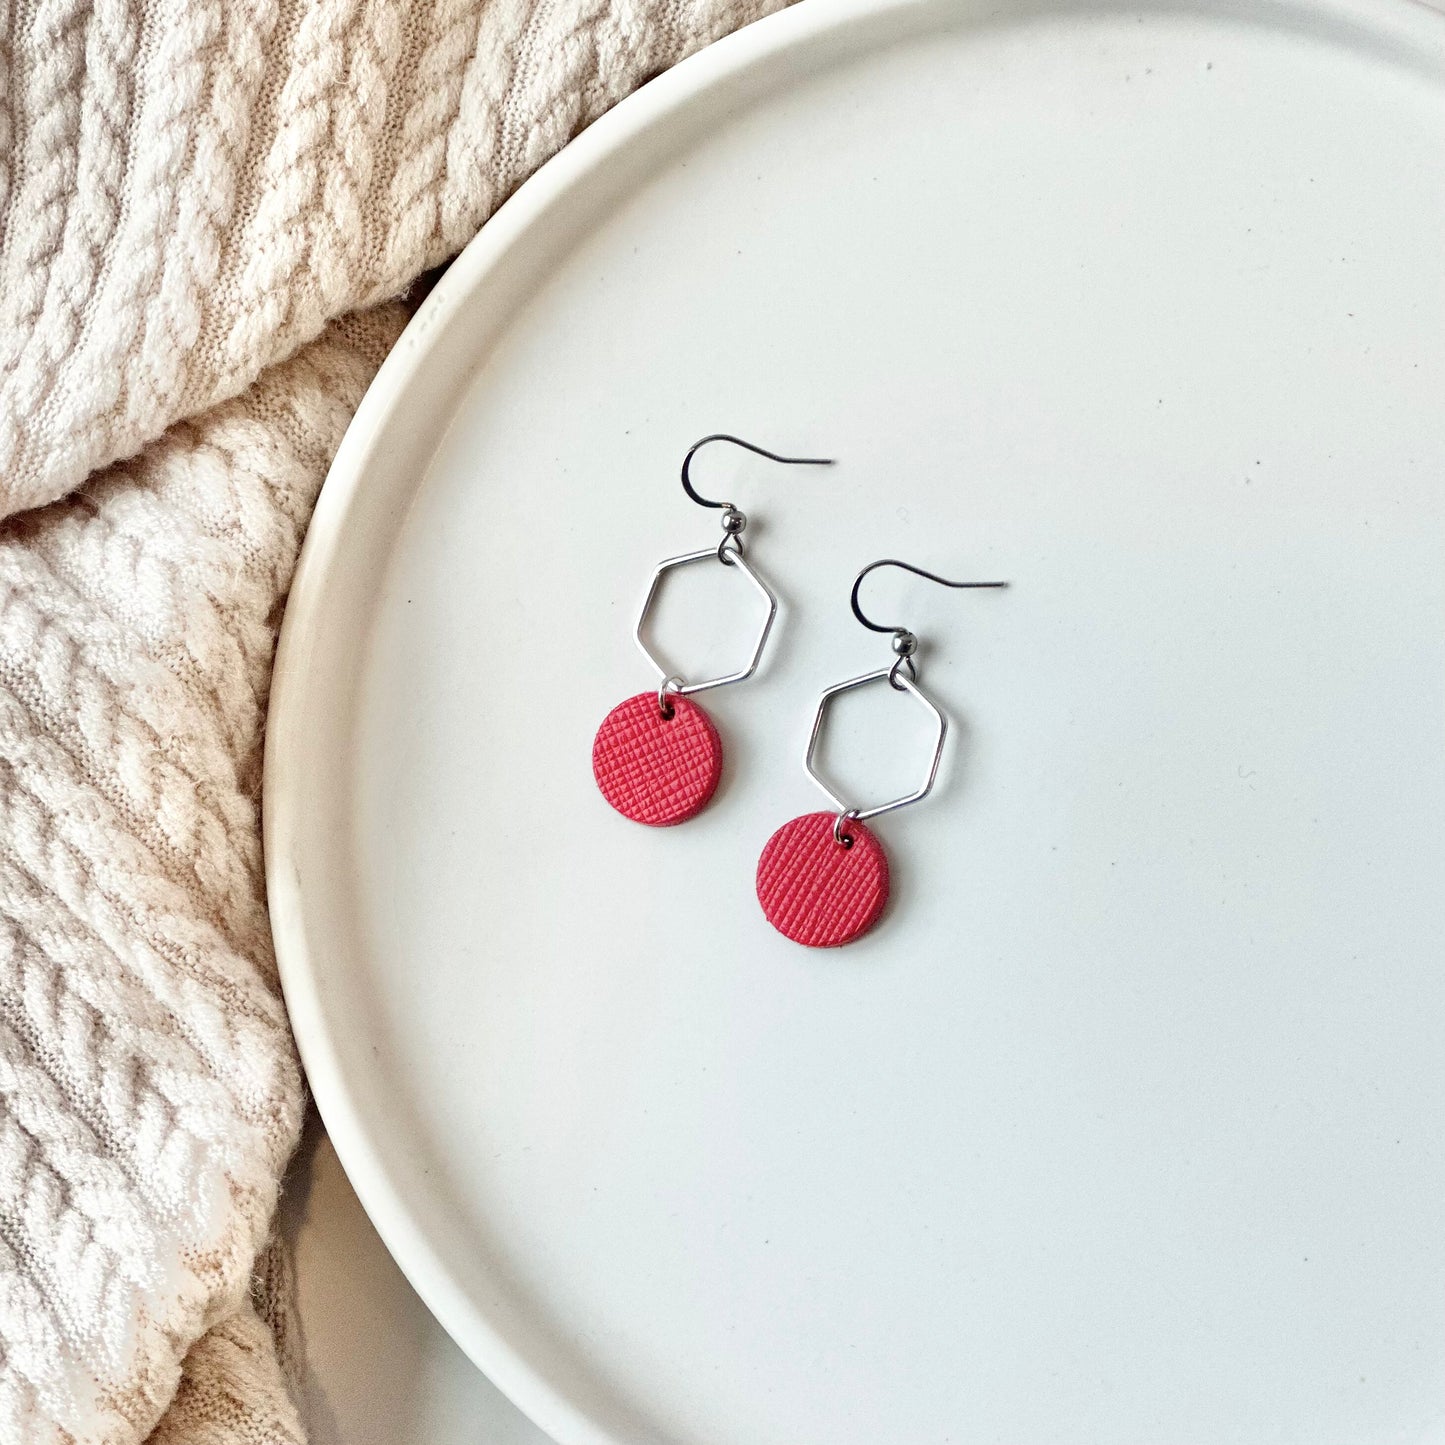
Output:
833,809,860,848
658,675,684,717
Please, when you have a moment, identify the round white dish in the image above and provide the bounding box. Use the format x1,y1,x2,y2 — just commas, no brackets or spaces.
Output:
265,2,1445,1442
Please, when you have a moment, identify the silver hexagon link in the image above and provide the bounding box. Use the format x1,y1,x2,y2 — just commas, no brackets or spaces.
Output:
633,544,778,696
805,666,948,822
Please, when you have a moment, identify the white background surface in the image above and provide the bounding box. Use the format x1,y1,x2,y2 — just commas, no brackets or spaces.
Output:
268,2,1445,1441
282,1120,548,1444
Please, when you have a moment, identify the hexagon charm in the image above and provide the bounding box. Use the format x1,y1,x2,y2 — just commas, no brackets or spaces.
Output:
633,545,778,696
805,665,948,822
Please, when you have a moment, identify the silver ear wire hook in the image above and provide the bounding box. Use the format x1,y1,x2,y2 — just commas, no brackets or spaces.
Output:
850,558,1009,687
681,434,834,561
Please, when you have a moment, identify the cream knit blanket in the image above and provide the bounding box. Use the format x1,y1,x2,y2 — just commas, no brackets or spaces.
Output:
0,2,781,1440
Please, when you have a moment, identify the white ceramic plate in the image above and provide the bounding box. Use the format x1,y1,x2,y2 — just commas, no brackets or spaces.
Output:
264,2,1445,1441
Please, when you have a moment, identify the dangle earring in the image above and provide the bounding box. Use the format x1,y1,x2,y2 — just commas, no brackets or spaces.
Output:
593,434,833,826
755,559,1008,947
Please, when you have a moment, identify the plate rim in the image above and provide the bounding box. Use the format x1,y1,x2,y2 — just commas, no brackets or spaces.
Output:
262,1,1445,1440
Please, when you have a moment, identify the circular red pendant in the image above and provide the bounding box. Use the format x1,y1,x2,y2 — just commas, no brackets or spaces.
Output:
755,811,890,947
593,691,723,826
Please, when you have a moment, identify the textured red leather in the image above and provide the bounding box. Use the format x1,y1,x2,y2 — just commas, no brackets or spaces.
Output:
593,691,724,825
755,811,890,947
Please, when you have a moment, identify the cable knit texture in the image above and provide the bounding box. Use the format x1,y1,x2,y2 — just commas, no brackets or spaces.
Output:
0,2,783,1441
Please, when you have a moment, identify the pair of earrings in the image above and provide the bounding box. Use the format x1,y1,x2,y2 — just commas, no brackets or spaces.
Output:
591,435,1007,948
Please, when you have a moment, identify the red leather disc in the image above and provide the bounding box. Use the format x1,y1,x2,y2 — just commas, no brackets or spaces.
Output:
593,691,723,826
755,811,890,947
